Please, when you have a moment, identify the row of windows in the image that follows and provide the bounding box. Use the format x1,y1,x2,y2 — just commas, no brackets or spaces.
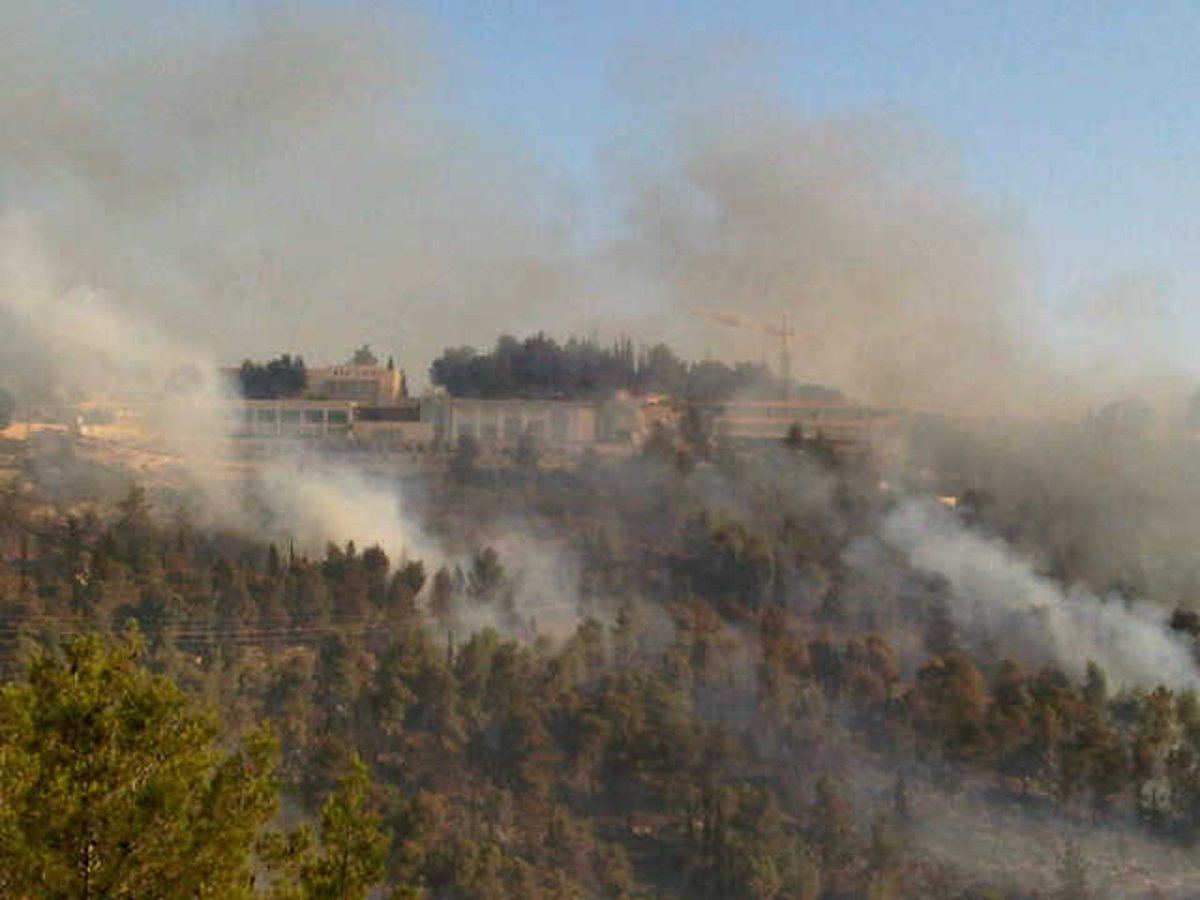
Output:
456,414,575,442
237,409,350,425
726,405,887,421
319,381,384,397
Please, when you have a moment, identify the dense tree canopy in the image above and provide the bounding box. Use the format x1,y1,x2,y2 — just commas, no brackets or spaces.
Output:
3,432,1200,896
429,333,839,402
238,354,308,400
0,632,277,899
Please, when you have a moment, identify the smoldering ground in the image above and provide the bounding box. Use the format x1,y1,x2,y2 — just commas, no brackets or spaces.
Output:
837,743,1200,899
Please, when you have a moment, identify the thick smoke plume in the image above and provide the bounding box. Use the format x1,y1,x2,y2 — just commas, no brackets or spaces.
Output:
0,214,428,556
610,105,1048,412
250,456,436,563
0,212,232,467
4,3,1197,636
0,2,579,385
880,498,1198,690
4,3,1185,412
0,212,584,638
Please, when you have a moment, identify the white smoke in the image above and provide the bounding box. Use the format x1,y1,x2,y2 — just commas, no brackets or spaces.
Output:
0,216,438,560
0,213,223,404
251,456,438,563
0,3,581,379
880,498,1198,689
0,216,598,642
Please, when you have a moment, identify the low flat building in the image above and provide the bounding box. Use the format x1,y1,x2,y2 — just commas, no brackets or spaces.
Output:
352,402,433,448
234,400,355,438
708,398,904,462
421,397,599,448
596,392,648,445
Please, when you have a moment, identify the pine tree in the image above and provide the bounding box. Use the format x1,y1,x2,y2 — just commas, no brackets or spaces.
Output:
1056,837,1090,900
0,630,277,899
301,755,390,900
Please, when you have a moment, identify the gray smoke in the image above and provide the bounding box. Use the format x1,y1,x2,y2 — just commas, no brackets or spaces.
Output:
879,498,1198,690
0,2,580,386
4,4,1186,412
605,100,1048,412
0,208,445,563
4,3,1198,659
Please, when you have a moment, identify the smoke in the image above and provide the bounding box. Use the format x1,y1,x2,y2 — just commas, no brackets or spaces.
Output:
903,767,1200,897
0,214,217,398
0,211,235,495
878,498,1198,690
605,99,1050,412
902,413,1200,610
3,2,1197,651
0,212,439,563
3,4,1188,415
249,455,437,562
0,2,581,383
0,215,592,640
0,212,599,642
590,33,1198,416
0,0,568,567
434,527,588,643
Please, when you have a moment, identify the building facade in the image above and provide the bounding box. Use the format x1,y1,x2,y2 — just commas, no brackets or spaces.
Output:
232,399,432,446
707,399,904,461
234,400,356,438
305,364,404,405
421,397,600,448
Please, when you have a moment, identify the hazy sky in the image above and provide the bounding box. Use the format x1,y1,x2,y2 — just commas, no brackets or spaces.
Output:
3,1,1198,402
427,0,1199,314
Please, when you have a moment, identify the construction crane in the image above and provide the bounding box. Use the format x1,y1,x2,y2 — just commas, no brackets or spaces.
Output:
690,307,795,395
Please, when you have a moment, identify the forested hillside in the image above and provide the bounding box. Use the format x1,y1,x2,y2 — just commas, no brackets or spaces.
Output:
2,440,1200,898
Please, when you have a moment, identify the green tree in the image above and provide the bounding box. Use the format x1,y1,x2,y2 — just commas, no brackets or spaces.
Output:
0,631,277,899
912,652,987,767
301,755,390,900
811,775,855,871
238,354,307,399
1056,837,1090,900
0,387,13,430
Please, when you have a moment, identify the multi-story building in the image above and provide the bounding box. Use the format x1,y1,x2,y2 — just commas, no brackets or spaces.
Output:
304,363,405,405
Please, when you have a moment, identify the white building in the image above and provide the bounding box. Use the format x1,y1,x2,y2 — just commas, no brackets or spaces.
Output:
234,400,355,438
421,397,599,448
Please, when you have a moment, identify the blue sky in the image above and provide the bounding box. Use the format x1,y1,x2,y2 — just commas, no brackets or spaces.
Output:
7,0,1199,394
420,0,1200,319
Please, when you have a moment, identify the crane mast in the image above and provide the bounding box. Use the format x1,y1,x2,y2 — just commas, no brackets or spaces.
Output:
690,307,795,397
